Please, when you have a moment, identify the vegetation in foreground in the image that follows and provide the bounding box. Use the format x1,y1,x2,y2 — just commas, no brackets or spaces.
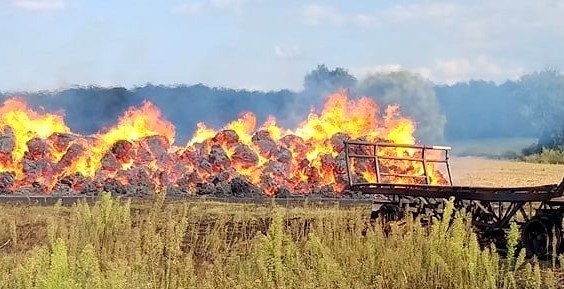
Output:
0,194,562,289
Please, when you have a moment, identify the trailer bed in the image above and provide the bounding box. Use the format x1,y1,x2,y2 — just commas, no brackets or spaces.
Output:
349,182,564,202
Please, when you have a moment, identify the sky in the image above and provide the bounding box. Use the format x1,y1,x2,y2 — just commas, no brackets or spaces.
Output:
0,0,563,92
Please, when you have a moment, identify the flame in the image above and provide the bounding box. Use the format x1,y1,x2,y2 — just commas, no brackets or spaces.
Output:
0,90,446,195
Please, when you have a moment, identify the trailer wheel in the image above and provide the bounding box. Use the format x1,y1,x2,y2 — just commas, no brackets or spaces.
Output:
378,204,404,223
521,217,561,259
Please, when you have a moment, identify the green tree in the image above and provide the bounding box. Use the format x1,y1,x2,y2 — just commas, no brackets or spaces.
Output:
517,69,564,149
356,70,446,143
303,65,357,96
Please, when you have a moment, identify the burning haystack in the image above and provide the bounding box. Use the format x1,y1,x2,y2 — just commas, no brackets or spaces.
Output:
0,91,446,198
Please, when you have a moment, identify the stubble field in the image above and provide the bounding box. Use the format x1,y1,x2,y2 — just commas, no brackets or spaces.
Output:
0,157,562,289
451,157,564,187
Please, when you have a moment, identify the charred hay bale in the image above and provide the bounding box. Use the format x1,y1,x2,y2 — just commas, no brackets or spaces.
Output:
214,181,232,196
213,130,239,146
230,144,259,169
174,175,193,193
57,143,84,167
164,186,186,196
252,130,277,158
195,183,215,195
262,161,287,178
178,147,199,164
330,132,349,153
275,186,293,198
103,178,128,195
26,138,49,160
140,135,174,166
100,152,121,171
22,158,52,182
111,140,136,162
0,127,15,155
230,177,263,198
185,171,203,185
141,135,170,156
80,179,103,195
310,185,335,198
135,146,153,164
0,172,14,193
47,133,76,154
276,146,292,164
209,144,231,171
52,177,73,194
13,183,44,195
0,126,15,166
320,153,335,170
280,135,308,156
123,167,156,196
212,170,232,184
297,158,310,170
302,165,320,186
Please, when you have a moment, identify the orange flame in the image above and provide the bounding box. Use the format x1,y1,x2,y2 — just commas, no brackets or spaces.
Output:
0,90,446,195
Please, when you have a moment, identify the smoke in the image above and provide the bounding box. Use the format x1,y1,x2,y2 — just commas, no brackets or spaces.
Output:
355,70,446,143
2,87,145,135
0,66,551,152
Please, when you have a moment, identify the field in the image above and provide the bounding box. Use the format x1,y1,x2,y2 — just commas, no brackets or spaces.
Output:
0,158,563,289
450,157,564,187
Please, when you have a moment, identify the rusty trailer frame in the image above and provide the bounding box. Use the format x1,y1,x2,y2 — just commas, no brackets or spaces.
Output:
343,140,564,258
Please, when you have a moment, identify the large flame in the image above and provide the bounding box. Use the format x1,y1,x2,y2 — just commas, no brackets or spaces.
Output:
0,90,446,195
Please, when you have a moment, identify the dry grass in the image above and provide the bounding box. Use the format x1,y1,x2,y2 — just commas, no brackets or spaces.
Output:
450,157,564,187
0,192,562,288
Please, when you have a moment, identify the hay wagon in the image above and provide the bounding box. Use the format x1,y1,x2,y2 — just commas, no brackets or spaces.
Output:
343,140,564,258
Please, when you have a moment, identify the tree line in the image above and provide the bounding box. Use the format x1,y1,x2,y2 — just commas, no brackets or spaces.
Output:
1,65,563,153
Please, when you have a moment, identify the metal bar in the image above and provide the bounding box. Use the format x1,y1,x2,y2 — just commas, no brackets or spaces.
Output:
374,144,381,183
518,206,530,222
344,141,352,187
379,173,427,178
376,155,447,163
350,182,558,191
422,147,430,185
445,150,453,185
345,140,452,150
347,153,446,163
347,154,377,159
474,201,499,221
499,202,524,228
348,185,557,202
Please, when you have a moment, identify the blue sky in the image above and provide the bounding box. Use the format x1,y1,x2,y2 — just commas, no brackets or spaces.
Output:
1,0,563,91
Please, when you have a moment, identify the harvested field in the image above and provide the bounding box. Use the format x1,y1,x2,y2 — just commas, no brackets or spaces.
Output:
0,192,563,289
450,157,564,187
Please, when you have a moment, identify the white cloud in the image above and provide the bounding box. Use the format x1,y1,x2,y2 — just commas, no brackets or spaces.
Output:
274,45,302,60
171,0,256,15
350,64,404,78
300,1,564,34
301,4,345,26
427,57,525,84
351,57,524,85
10,0,64,11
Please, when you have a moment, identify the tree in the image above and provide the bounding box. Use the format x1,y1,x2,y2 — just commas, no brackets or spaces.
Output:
303,65,357,96
517,69,564,149
356,71,446,143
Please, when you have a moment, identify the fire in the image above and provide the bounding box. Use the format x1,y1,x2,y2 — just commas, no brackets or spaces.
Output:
0,90,447,196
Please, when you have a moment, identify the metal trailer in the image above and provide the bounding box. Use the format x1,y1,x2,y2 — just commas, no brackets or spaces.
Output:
343,140,564,258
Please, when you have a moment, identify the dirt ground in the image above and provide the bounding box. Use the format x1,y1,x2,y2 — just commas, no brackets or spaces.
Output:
450,157,564,187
